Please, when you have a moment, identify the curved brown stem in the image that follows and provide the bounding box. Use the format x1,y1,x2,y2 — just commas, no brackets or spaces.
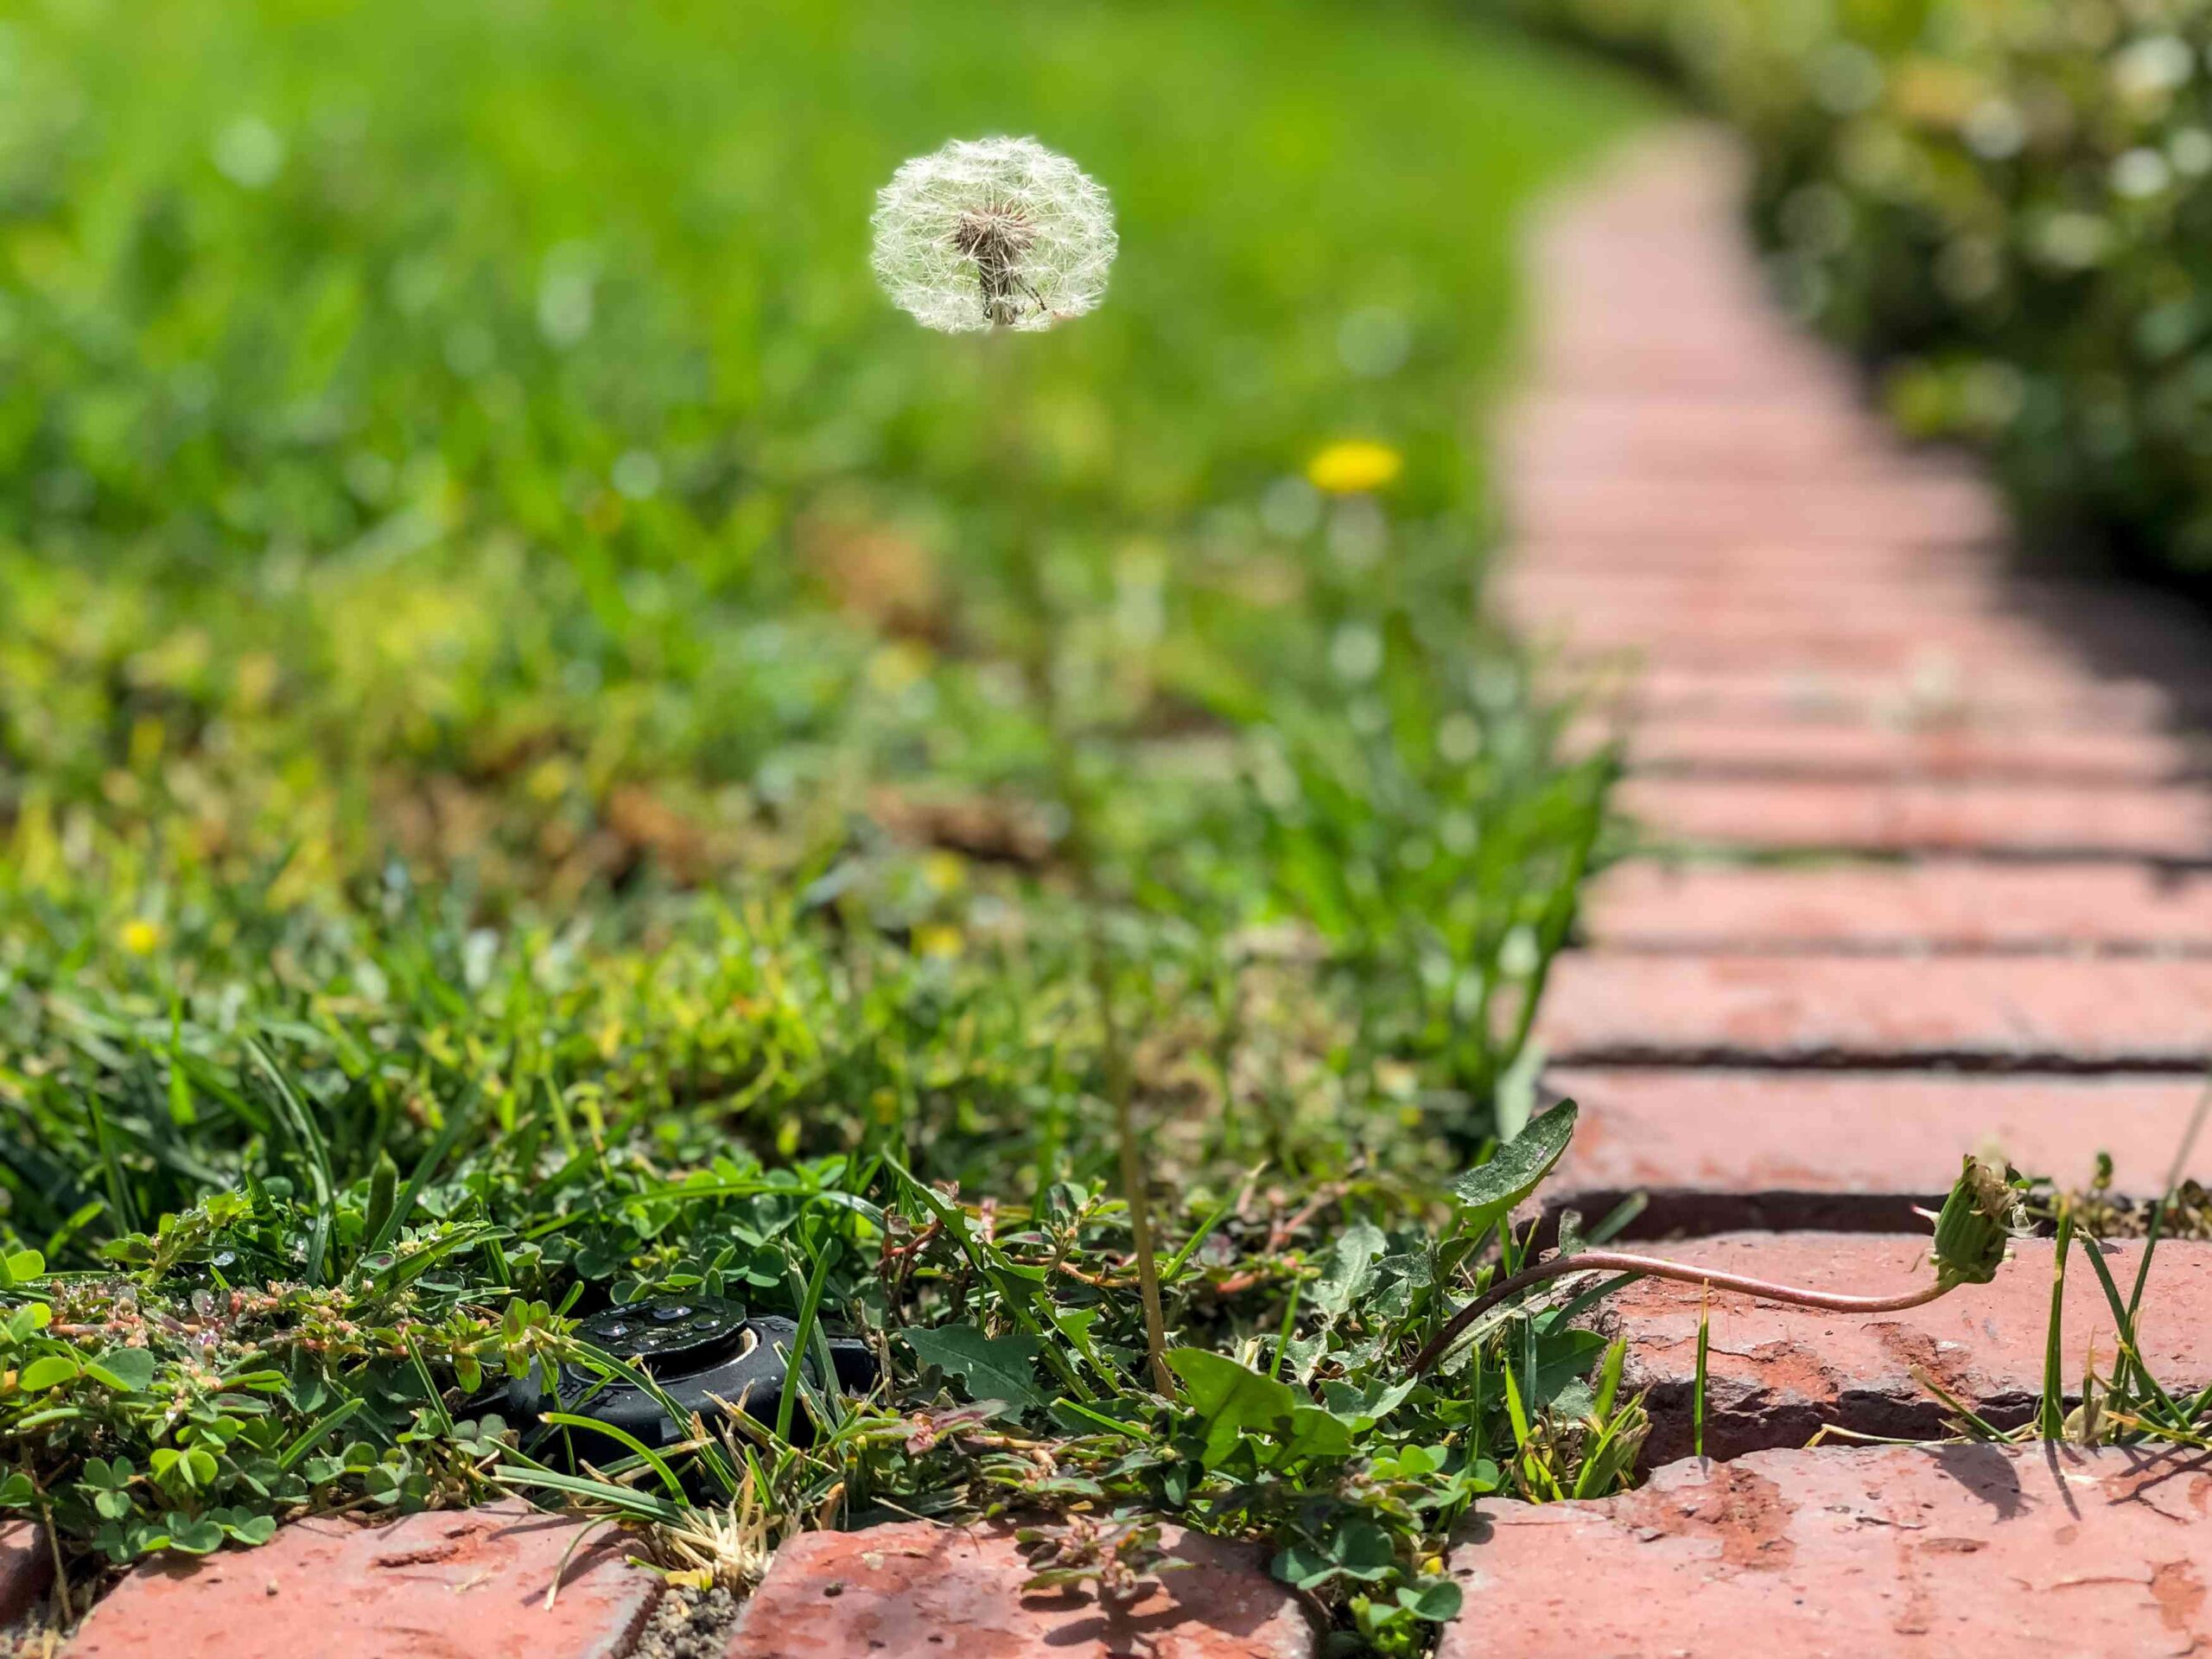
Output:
1407,1249,1953,1376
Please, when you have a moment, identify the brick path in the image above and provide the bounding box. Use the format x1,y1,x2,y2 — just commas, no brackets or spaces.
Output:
1481,128,2212,1648
22,126,2212,1657
1516,132,2212,1236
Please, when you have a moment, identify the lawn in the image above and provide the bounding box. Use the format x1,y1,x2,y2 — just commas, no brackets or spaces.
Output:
0,0,1654,1647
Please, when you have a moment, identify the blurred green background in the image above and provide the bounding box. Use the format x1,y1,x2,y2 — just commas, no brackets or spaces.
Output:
0,0,1665,1598
1,0,1651,1232
3,0,1649,918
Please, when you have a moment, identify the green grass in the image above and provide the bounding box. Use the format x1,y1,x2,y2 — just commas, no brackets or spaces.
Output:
0,0,1658,1645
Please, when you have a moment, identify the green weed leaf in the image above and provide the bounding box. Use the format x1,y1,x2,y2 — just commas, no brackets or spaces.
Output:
1166,1348,1298,1467
1449,1101,1577,1237
906,1325,1049,1413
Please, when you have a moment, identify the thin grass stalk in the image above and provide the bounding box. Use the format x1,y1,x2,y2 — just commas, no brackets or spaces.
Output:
2038,1206,2075,1440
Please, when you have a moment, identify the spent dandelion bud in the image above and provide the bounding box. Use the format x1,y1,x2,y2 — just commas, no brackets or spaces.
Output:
1929,1154,2025,1288
872,137,1116,334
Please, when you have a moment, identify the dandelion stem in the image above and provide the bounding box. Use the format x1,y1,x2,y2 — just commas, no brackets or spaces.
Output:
1096,935,1174,1395
1408,1249,1954,1376
982,334,1174,1397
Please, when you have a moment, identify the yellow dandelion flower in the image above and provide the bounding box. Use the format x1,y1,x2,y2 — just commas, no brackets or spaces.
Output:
912,923,964,959
1306,440,1402,495
121,918,163,957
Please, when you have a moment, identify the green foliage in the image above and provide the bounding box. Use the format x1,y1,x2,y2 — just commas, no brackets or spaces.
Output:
905,1326,1050,1414
1448,1099,1578,1238
0,0,1656,1646
1510,0,2212,575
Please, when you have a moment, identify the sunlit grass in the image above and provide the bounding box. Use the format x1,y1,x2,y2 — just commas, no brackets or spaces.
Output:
0,0,1661,1643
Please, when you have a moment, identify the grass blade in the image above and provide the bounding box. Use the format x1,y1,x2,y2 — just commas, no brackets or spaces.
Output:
2037,1208,2074,1440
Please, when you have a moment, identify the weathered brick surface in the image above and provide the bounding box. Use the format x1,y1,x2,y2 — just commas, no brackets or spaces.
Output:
1516,474,2006,547
726,1521,1315,1659
1539,954,2212,1066
1617,776,2212,859
1591,664,2194,729
0,1522,49,1627
1554,620,2131,677
1505,565,2020,615
68,1503,659,1659
1581,861,2212,951
1506,572,2202,643
1506,392,1880,477
1545,1069,2211,1234
1441,1445,2212,1659
1582,1233,2212,1463
1582,719,2195,784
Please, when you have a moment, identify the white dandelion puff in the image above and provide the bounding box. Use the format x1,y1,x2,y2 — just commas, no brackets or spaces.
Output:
871,136,1116,334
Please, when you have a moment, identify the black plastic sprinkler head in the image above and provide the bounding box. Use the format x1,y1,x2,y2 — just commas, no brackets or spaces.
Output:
505,1296,878,1452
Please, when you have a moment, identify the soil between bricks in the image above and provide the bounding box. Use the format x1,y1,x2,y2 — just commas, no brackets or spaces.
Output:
632,1584,741,1659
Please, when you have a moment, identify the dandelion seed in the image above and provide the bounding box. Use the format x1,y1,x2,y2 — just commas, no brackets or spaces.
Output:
871,137,1116,334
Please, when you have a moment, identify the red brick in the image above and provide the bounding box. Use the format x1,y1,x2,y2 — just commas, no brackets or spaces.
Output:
1505,401,1907,480
1515,474,2005,548
1581,861,2212,950
1617,776,2212,859
1584,719,2195,784
1538,954,2212,1066
1441,1445,2212,1659
1557,637,2064,682
0,1522,49,1626
1535,336,1853,397
1560,638,2182,687
726,1521,1315,1659
1583,664,2189,730
1528,601,2209,671
1501,569,2187,633
1518,539,2000,581
1575,1233,2212,1461
68,1503,659,1659
1501,565,2007,611
1545,1068,2211,1234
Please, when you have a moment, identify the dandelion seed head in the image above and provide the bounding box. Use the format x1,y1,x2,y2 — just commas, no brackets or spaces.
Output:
872,136,1116,334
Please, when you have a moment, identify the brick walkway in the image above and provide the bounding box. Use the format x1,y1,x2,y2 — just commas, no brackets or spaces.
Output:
21,126,2212,1657
1477,128,2212,1649
1516,132,2212,1239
